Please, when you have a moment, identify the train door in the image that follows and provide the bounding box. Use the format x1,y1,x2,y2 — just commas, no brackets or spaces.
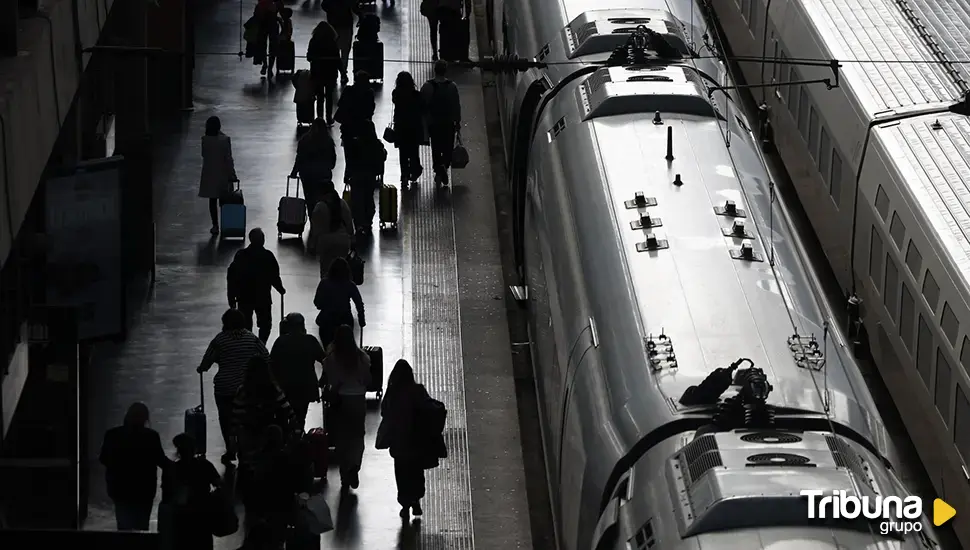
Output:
512,81,549,275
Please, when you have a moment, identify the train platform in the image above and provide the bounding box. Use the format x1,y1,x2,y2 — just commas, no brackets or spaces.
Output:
81,0,534,548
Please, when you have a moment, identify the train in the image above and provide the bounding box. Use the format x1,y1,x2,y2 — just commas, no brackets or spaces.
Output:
483,0,944,548
706,0,970,546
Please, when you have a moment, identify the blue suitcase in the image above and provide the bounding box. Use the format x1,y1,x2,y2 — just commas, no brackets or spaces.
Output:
184,373,207,455
220,197,247,240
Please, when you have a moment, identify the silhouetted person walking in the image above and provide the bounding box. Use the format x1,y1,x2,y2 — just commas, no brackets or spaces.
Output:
227,228,286,343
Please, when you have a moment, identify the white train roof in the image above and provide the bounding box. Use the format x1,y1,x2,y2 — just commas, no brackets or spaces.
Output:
800,0,961,111
874,113,970,292
898,0,970,85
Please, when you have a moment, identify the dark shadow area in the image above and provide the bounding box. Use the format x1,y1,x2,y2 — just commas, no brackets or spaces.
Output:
332,491,360,544
396,520,420,549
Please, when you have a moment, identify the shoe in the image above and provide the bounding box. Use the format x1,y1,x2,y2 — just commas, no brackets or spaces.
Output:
432,53,438,61
210,225,219,235
326,117,334,126
350,473,359,489
341,75,349,85
412,503,423,516
400,506,409,520
260,65,267,75
221,452,235,465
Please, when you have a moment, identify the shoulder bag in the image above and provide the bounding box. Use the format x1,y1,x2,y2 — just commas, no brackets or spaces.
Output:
451,130,469,169
383,103,396,144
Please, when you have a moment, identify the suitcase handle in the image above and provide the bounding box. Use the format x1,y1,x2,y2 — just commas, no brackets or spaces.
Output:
359,326,363,347
287,176,301,199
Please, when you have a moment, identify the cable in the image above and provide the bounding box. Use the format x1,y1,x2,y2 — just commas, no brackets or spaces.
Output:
0,112,13,264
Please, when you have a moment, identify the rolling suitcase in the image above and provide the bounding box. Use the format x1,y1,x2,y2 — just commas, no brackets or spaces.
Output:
379,183,398,230
277,39,296,73
347,250,365,285
305,427,329,478
358,0,377,15
278,176,308,238
360,328,384,399
297,100,315,125
342,184,352,206
220,182,247,239
352,40,384,83
184,373,207,455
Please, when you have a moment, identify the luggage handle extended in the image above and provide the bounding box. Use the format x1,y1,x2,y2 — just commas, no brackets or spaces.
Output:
286,176,302,199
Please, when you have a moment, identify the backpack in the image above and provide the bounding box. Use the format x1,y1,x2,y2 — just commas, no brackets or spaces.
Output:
427,80,453,122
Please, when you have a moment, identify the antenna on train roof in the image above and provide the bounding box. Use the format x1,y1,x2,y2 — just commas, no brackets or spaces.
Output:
605,25,681,67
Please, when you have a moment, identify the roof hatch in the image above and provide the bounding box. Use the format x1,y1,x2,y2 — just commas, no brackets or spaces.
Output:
564,9,689,59
667,431,893,537
579,66,715,120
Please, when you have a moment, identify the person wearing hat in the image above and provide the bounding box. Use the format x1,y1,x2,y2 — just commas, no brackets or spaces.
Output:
269,312,326,430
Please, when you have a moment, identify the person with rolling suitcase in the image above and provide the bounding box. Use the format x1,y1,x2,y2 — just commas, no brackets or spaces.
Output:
198,308,270,465
313,257,365,348
99,402,170,531
389,71,425,189
158,433,221,550
270,312,326,430
276,8,296,75
307,22,342,124
344,120,385,235
290,118,337,217
319,324,372,491
322,0,357,84
436,0,469,61
199,116,239,236
352,13,383,83
308,187,355,277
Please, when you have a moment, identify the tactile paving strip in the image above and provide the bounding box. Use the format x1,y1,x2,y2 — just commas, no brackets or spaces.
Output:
405,3,476,549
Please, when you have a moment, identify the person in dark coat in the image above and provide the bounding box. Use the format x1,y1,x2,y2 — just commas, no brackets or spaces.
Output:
343,119,384,235
241,425,293,548
391,71,425,189
322,0,358,84
314,257,365,348
159,433,220,550
254,0,281,80
307,21,342,123
420,60,462,186
270,312,326,429
290,119,337,217
227,228,286,343
379,360,433,521
319,324,371,491
99,402,171,531
335,70,377,141
308,189,355,277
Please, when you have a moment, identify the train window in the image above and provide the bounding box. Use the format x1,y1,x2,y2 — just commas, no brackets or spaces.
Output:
772,40,779,82
788,68,799,110
778,51,788,86
875,186,890,221
808,108,820,159
870,227,884,292
900,284,915,352
905,242,923,278
884,256,899,322
923,271,940,311
917,315,935,389
961,337,970,372
819,129,832,183
830,149,843,207
936,348,953,424
798,89,810,137
942,302,960,346
889,212,906,249
956,384,970,465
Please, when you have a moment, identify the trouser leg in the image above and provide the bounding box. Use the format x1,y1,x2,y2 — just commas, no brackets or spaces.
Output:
394,458,426,507
326,83,336,121
209,198,219,227
238,302,256,332
254,303,272,342
427,17,439,56
215,394,237,456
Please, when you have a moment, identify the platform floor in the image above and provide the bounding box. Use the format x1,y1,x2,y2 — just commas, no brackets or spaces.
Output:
83,0,533,548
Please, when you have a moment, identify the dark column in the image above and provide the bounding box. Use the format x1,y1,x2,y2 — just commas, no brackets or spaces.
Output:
147,0,192,114
0,0,17,57
111,0,154,279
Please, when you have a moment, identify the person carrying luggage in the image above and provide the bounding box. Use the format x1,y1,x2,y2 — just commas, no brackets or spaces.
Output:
420,60,462,186
290,119,337,217
99,402,171,531
314,257,365,349
252,0,281,80
231,355,297,497
227,228,287,343
318,324,371,491
240,425,294,548
197,308,270,465
391,71,425,189
158,433,220,550
343,119,384,235
322,0,357,84
307,22,342,124
378,360,439,520
198,116,238,236
270,313,326,430
308,187,355,277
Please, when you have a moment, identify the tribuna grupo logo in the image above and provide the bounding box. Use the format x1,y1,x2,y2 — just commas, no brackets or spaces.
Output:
801,490,924,535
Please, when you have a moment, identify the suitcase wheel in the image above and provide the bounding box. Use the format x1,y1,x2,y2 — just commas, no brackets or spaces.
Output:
278,232,282,239
375,390,383,400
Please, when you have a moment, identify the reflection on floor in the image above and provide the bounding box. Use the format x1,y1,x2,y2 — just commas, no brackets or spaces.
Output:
83,0,532,548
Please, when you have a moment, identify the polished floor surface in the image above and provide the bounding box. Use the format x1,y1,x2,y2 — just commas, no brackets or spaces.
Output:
83,0,532,547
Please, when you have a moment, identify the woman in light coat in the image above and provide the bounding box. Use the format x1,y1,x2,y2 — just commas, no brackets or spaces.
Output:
199,116,238,235
307,187,354,278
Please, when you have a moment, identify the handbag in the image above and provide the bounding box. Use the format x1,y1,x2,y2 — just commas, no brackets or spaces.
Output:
295,493,334,534
384,104,397,143
347,250,365,285
451,131,469,169
207,487,239,537
375,417,392,449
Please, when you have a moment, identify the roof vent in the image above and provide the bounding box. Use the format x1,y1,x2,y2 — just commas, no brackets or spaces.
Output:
678,435,723,484
722,220,753,239
730,242,762,262
714,200,746,218
746,453,816,467
740,431,803,444
564,9,689,59
578,67,716,120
